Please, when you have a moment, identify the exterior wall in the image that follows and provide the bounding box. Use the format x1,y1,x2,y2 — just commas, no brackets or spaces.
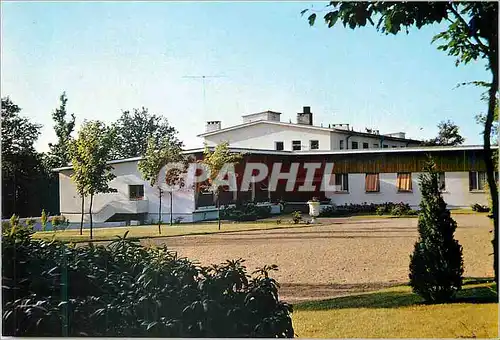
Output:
59,161,196,223
441,172,488,207
325,171,488,208
204,123,332,151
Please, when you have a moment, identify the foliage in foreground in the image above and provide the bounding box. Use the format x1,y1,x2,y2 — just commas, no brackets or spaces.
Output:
409,159,464,302
2,224,294,337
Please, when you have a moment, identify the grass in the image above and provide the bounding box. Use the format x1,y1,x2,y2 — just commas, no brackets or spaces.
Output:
451,208,490,215
292,282,498,338
32,221,308,243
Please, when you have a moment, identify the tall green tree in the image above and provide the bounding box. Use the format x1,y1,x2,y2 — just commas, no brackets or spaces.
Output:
201,142,242,230
423,120,465,146
46,92,76,169
69,121,116,239
409,158,464,302
305,1,499,288
138,137,186,234
1,97,47,218
111,107,183,159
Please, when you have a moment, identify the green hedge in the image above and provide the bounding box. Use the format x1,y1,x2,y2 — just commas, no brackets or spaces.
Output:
319,202,416,217
2,223,294,337
221,202,272,221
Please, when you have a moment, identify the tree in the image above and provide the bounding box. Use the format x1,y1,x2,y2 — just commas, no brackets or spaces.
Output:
138,137,186,234
304,1,499,289
409,158,464,302
201,142,242,230
1,97,48,218
111,107,183,159
46,92,76,169
69,121,116,239
422,120,465,146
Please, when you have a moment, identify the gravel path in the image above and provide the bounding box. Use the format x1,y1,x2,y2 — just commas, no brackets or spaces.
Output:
142,215,494,303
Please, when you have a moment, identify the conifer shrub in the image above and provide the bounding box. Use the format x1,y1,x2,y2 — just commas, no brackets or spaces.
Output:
409,158,464,303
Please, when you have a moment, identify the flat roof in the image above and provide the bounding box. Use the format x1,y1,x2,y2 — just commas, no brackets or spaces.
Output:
52,144,495,172
241,110,282,117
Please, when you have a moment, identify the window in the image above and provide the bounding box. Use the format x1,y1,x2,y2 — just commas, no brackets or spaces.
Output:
469,171,486,191
339,140,344,150
351,141,358,149
365,173,380,192
383,144,389,148
275,141,284,151
129,185,144,200
334,173,349,192
392,145,397,148
310,140,319,150
438,172,446,191
397,173,412,192
363,142,369,149
292,140,301,151
373,143,379,148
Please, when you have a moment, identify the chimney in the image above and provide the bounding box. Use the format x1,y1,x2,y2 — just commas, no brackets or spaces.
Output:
297,106,313,125
205,121,221,132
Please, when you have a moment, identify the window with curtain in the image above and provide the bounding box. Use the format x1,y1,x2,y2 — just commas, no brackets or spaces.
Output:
365,173,380,192
469,171,486,191
397,173,412,192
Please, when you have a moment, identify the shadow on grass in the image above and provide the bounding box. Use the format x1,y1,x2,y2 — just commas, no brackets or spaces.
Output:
294,282,498,311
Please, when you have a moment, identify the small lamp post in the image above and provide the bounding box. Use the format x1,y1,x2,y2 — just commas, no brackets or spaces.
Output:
307,196,320,224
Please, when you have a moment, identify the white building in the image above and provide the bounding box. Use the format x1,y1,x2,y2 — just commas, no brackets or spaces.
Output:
199,106,421,152
55,106,495,225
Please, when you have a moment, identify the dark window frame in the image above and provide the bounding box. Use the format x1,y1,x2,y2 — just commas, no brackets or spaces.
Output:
129,184,145,200
310,140,319,150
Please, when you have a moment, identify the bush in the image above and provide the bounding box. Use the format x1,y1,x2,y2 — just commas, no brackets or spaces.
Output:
319,202,414,217
51,215,69,231
221,202,272,222
292,211,302,224
471,203,490,212
2,226,294,337
409,159,463,303
390,202,412,216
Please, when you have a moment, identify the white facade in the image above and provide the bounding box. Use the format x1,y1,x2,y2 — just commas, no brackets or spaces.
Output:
199,108,420,152
325,172,488,209
202,122,332,151
59,160,197,224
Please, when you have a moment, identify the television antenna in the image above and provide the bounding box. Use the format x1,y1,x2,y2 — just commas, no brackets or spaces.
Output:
182,75,226,116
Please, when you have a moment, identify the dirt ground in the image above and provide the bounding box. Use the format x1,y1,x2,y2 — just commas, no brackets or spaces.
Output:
142,215,494,303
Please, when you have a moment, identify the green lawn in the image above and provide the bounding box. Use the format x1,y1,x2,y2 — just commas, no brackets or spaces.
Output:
32,221,308,243
292,282,498,338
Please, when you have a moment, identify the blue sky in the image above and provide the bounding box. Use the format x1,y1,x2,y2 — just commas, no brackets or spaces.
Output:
1,1,490,151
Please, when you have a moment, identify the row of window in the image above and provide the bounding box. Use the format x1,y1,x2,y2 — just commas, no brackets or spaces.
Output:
274,140,405,151
339,140,403,150
127,171,493,199
275,140,319,151
333,171,493,193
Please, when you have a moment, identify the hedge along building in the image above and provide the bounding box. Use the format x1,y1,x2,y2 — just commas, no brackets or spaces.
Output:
54,144,495,225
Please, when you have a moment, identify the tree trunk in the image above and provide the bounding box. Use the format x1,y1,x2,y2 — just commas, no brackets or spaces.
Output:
80,195,84,235
217,193,221,231
89,194,93,240
158,187,162,235
170,191,173,226
485,41,499,291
